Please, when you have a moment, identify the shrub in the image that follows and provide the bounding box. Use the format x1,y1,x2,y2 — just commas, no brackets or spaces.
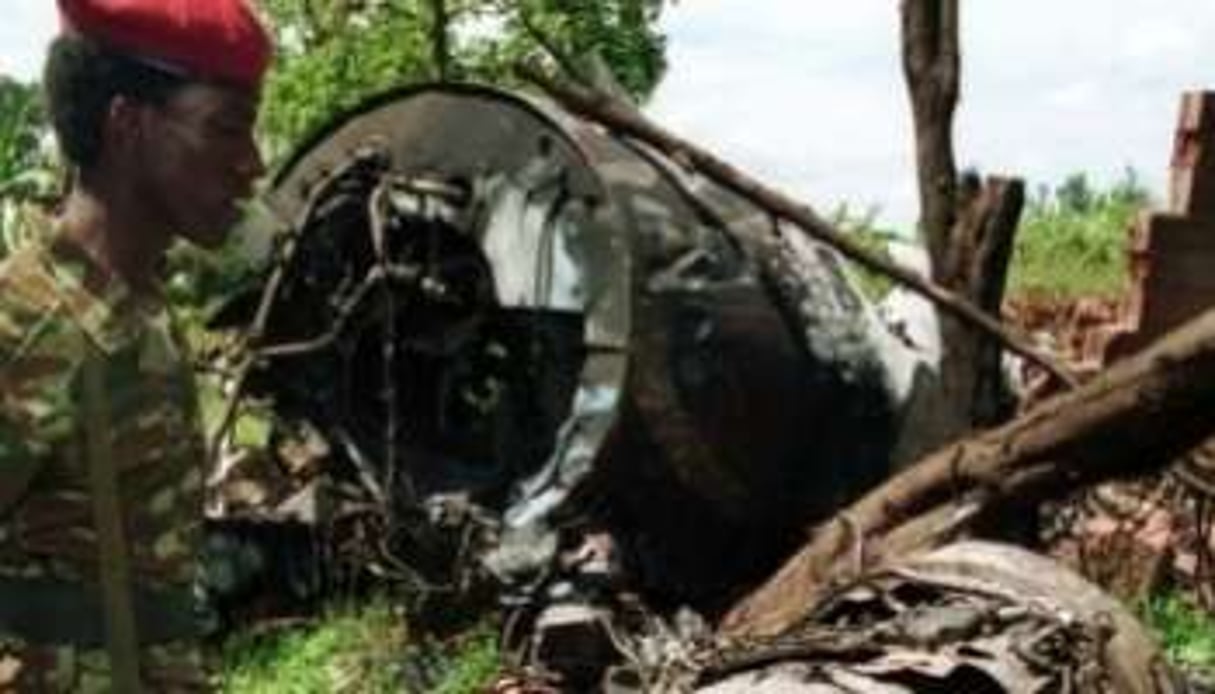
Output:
1007,169,1149,299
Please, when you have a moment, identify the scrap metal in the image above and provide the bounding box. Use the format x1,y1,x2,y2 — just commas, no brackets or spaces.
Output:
200,84,1182,692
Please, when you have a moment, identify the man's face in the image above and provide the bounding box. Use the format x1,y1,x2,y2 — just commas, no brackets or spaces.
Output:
136,82,265,249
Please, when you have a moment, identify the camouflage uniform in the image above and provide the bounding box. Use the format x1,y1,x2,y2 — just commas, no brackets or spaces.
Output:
0,223,212,691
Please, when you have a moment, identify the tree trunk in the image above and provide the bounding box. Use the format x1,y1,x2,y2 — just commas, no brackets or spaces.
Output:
901,0,1026,446
429,0,452,81
720,304,1215,637
937,177,1026,437
901,0,960,277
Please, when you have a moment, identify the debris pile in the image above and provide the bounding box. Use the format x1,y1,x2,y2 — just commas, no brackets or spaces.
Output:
198,83,1215,692
999,91,1215,623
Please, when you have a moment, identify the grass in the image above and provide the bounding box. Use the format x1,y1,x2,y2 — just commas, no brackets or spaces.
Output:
221,599,409,693
827,202,902,300
218,589,1214,691
221,599,501,693
1007,191,1140,299
429,628,501,694
209,173,1164,689
1144,592,1215,678
834,173,1146,302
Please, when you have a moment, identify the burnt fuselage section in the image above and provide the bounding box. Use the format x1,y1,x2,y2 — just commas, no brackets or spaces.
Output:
231,85,902,611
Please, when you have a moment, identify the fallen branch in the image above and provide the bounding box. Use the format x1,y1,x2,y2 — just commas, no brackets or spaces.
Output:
720,305,1215,637
515,62,1076,387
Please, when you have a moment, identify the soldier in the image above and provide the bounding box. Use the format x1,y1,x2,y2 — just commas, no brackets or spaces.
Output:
0,0,270,690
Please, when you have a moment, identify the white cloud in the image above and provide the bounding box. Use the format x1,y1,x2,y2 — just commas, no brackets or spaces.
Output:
1,2,57,81
649,1,911,226
1120,19,1197,63
1044,81,1102,110
7,0,1215,232
650,1,1215,231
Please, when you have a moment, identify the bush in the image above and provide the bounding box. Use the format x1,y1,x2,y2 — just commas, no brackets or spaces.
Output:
1144,592,1215,681
220,600,500,694
1007,169,1149,299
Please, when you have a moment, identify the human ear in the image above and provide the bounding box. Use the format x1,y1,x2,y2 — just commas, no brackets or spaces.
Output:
102,94,147,156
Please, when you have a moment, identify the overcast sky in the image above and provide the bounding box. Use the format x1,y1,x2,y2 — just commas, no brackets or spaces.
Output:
5,1,1214,231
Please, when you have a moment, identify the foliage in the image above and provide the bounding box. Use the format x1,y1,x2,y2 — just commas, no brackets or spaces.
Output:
258,0,433,159
222,599,409,693
220,599,500,693
827,202,903,300
0,77,59,255
468,0,667,99
0,78,52,195
1006,169,1149,298
1144,592,1215,679
258,0,667,160
827,171,1150,301
166,231,268,320
429,627,501,694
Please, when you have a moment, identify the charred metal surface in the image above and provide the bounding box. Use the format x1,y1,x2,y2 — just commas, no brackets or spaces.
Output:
198,84,1186,693
215,84,904,614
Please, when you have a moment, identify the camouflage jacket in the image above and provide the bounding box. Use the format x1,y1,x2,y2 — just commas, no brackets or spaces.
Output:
0,230,211,691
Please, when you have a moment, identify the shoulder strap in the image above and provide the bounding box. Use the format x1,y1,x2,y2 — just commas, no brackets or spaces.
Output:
81,347,144,692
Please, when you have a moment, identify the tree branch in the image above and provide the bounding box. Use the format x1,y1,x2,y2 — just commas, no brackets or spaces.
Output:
721,304,1215,636
507,0,587,85
901,0,961,277
428,0,452,81
516,62,1076,386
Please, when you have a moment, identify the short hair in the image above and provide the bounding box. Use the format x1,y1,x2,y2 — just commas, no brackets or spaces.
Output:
42,35,188,168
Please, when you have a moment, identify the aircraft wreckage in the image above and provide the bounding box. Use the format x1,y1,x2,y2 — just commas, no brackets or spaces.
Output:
204,84,1183,692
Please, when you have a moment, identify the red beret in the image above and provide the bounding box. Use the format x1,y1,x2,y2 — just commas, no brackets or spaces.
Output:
58,0,273,89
